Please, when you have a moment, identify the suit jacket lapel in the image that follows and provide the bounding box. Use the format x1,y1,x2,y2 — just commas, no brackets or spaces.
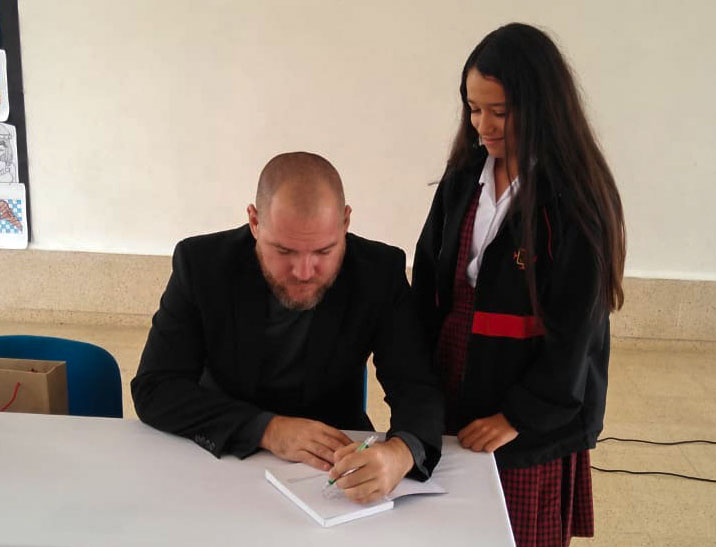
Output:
301,263,350,405
437,161,485,301
232,250,267,398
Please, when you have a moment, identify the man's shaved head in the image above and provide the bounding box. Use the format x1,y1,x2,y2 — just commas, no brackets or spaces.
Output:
248,152,351,310
256,152,345,222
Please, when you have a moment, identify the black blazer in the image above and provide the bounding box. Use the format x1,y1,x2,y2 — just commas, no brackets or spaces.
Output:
413,156,609,469
132,226,443,475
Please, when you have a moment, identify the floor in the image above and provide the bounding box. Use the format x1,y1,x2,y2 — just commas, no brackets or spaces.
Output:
1,320,714,546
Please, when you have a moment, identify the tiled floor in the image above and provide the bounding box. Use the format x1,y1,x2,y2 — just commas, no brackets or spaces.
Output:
1,321,715,546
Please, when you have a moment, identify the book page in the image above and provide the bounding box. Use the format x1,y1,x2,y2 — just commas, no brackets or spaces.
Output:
266,462,446,527
276,466,391,522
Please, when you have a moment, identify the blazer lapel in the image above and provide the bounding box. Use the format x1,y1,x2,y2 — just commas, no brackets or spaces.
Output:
437,162,485,301
231,251,267,398
301,263,350,405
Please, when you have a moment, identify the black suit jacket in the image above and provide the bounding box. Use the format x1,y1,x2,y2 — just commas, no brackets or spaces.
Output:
131,226,443,475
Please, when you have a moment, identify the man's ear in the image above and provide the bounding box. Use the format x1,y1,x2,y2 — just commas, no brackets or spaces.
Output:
247,204,259,240
343,205,352,233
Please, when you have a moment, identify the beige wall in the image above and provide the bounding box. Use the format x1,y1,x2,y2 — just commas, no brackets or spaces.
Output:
1,249,715,342
17,0,716,280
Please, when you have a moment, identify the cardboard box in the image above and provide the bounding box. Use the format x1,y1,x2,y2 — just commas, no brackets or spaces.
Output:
0,357,68,414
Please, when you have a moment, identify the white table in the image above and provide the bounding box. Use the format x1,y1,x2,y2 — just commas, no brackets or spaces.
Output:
0,413,514,546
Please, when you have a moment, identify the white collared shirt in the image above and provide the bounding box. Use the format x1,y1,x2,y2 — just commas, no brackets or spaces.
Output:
466,155,520,288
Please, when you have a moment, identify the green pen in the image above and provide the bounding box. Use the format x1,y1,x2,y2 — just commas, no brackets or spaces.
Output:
326,434,379,487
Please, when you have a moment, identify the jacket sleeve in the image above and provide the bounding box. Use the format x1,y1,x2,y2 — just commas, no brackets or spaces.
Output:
372,250,444,479
131,241,268,458
411,178,447,348
501,222,609,433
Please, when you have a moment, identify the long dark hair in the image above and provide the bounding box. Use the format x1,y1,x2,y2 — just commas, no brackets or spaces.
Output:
448,23,625,317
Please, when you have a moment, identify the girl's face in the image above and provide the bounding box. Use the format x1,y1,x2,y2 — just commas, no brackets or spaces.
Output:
465,68,517,163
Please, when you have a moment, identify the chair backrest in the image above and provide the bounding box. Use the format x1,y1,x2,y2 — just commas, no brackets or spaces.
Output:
0,335,123,418
363,366,368,412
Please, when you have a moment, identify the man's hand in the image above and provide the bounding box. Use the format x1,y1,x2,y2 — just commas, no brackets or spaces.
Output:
260,416,352,471
328,437,414,504
457,413,518,453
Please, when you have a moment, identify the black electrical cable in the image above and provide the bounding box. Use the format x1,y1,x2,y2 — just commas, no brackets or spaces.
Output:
591,436,716,484
591,466,716,484
597,437,716,446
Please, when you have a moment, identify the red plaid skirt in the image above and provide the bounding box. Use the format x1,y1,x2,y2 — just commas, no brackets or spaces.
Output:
500,452,594,547
435,184,595,546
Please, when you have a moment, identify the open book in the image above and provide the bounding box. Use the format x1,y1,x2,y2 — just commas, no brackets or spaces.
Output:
265,462,446,527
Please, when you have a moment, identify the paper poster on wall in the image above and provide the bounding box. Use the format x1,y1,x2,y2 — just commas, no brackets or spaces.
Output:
0,50,8,122
0,123,18,182
0,182,27,249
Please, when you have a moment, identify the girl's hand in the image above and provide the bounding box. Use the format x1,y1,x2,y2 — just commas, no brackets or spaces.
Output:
457,413,518,453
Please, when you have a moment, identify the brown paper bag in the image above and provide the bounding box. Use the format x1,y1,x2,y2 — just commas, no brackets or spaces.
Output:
0,358,68,414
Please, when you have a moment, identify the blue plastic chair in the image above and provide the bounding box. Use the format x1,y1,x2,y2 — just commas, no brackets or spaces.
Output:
0,335,123,418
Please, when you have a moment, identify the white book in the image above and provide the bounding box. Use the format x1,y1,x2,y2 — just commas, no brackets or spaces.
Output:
265,462,446,528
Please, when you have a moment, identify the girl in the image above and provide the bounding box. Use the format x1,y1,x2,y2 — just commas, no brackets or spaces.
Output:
412,23,626,547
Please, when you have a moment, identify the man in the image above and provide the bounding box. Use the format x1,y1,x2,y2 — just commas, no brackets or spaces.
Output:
132,152,443,504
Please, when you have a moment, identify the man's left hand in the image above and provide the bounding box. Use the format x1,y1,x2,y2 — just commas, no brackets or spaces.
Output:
457,413,518,453
328,437,414,504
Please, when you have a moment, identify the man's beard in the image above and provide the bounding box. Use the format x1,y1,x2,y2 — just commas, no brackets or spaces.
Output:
255,246,344,311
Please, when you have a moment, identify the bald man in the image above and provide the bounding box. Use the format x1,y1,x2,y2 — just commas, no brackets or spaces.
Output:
132,152,443,503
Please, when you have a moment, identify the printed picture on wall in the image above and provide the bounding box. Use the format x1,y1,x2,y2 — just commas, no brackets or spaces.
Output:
0,122,18,182
0,50,8,122
0,182,27,249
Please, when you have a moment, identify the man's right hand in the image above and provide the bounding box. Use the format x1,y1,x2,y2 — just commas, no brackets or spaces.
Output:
259,416,352,471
